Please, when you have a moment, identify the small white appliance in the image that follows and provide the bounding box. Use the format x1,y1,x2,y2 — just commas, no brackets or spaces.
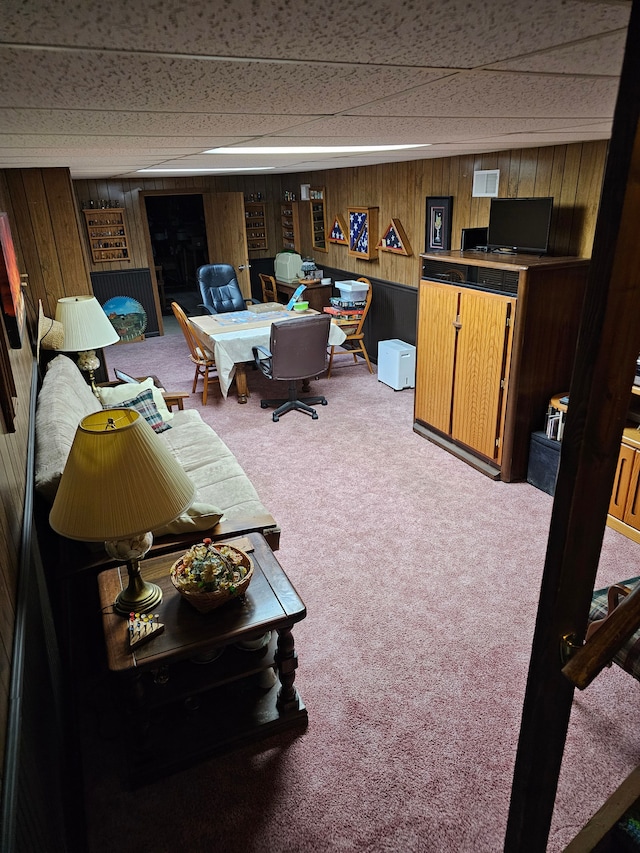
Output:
274,252,303,283
377,340,416,391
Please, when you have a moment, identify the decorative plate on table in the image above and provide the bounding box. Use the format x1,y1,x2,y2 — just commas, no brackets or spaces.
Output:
102,295,147,342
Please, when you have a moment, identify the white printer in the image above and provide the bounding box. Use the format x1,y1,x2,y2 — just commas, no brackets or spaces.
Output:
274,252,303,283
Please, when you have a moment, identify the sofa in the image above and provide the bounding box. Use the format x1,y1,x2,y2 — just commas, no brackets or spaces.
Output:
34,355,280,577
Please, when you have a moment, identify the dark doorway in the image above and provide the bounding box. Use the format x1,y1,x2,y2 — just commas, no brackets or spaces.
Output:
144,194,208,313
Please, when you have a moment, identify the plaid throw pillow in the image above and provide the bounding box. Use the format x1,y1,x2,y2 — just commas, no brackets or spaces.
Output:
103,387,172,433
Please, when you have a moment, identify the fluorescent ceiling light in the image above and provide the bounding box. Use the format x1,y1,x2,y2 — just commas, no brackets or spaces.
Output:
137,167,275,173
204,144,430,154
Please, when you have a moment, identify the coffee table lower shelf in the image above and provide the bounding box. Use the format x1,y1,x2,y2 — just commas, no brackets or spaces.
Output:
122,673,308,785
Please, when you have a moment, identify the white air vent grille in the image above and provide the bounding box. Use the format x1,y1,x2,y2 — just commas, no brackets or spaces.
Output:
472,169,500,197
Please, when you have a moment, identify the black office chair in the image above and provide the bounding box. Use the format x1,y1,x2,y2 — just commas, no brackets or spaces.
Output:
196,263,255,314
253,314,331,421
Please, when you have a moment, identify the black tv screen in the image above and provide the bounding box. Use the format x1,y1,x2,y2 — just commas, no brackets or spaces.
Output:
487,197,553,255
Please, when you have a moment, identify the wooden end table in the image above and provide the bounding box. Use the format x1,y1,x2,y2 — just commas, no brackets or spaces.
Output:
97,532,307,781
276,278,332,312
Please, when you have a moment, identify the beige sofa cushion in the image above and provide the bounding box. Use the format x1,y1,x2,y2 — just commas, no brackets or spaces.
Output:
35,355,271,529
160,411,267,519
153,501,224,536
35,355,102,502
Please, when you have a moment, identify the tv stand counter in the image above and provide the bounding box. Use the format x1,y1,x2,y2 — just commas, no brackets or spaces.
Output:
422,250,590,273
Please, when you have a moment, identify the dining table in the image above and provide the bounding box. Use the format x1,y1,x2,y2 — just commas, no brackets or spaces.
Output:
190,306,347,403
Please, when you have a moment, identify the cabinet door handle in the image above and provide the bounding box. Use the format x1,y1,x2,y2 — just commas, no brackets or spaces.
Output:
452,316,462,330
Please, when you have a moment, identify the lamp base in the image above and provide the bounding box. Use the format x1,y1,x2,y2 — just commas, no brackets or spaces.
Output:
113,575,163,616
105,533,163,616
77,349,101,396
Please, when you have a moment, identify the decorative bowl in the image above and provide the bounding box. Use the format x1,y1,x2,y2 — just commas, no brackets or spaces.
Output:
170,540,253,614
293,300,309,311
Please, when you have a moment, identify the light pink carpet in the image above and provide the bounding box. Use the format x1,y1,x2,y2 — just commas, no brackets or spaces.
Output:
82,326,640,853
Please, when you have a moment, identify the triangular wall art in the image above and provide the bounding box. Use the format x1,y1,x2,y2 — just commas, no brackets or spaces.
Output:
329,214,348,245
348,207,378,260
377,219,412,256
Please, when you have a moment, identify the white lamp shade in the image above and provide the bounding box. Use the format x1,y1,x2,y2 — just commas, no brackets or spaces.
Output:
49,408,196,541
55,295,120,351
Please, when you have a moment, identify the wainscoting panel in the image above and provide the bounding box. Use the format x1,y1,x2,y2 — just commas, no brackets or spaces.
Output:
91,267,160,337
322,266,417,361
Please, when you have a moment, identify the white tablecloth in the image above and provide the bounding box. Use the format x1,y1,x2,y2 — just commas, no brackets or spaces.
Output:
190,311,347,398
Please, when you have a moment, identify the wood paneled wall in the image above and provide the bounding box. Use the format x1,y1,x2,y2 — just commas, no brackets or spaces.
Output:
3,169,91,318
0,137,610,820
72,141,607,290
0,172,39,805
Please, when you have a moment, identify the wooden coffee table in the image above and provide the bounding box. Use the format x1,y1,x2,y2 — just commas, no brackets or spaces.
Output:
97,532,307,781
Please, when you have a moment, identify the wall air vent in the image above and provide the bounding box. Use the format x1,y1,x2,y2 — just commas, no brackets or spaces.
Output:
472,169,500,198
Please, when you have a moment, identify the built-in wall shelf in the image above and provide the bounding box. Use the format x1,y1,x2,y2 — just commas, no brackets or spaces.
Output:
245,202,268,252
83,208,130,263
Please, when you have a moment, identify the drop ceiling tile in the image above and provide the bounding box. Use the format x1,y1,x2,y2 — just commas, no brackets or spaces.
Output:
0,108,316,136
346,70,620,118
269,116,609,144
0,48,445,115
2,0,630,68
488,30,627,76
0,136,208,155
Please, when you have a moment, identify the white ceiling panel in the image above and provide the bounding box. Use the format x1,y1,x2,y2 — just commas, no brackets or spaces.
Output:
488,29,628,76
0,48,447,114
0,0,631,177
345,70,620,119
0,108,317,137
2,0,629,68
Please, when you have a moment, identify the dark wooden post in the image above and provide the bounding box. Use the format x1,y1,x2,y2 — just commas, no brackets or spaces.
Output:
505,2,640,849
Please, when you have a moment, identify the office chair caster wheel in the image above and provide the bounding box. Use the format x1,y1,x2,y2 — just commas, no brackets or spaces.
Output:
321,400,328,406
272,414,279,422
312,412,318,419
261,402,269,409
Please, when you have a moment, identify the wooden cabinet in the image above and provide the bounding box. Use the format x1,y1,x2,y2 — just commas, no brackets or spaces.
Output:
244,201,268,252
607,408,640,542
83,207,130,263
280,200,311,253
310,187,328,252
415,280,514,464
414,251,589,481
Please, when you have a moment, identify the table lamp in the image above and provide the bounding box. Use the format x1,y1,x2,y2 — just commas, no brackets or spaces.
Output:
55,295,119,392
49,408,196,615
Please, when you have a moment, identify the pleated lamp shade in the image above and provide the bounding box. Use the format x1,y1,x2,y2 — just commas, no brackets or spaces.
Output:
55,295,120,351
50,408,195,542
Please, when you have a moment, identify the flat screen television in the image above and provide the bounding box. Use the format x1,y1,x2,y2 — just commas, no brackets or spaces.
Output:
487,197,553,255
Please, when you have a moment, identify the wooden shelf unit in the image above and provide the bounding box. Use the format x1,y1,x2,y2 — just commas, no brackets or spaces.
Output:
245,201,268,252
414,251,589,481
83,207,130,263
310,187,328,252
279,200,312,253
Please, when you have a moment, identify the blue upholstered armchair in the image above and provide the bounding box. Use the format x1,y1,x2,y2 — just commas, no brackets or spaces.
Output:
196,264,256,314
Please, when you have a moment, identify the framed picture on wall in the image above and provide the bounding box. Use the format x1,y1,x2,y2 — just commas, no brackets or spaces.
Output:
425,196,453,252
0,212,25,348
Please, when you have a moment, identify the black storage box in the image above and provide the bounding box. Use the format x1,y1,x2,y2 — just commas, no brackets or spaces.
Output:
527,431,561,496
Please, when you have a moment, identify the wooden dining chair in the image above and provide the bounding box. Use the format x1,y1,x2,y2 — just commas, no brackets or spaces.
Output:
327,277,374,376
171,302,219,404
259,273,279,303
